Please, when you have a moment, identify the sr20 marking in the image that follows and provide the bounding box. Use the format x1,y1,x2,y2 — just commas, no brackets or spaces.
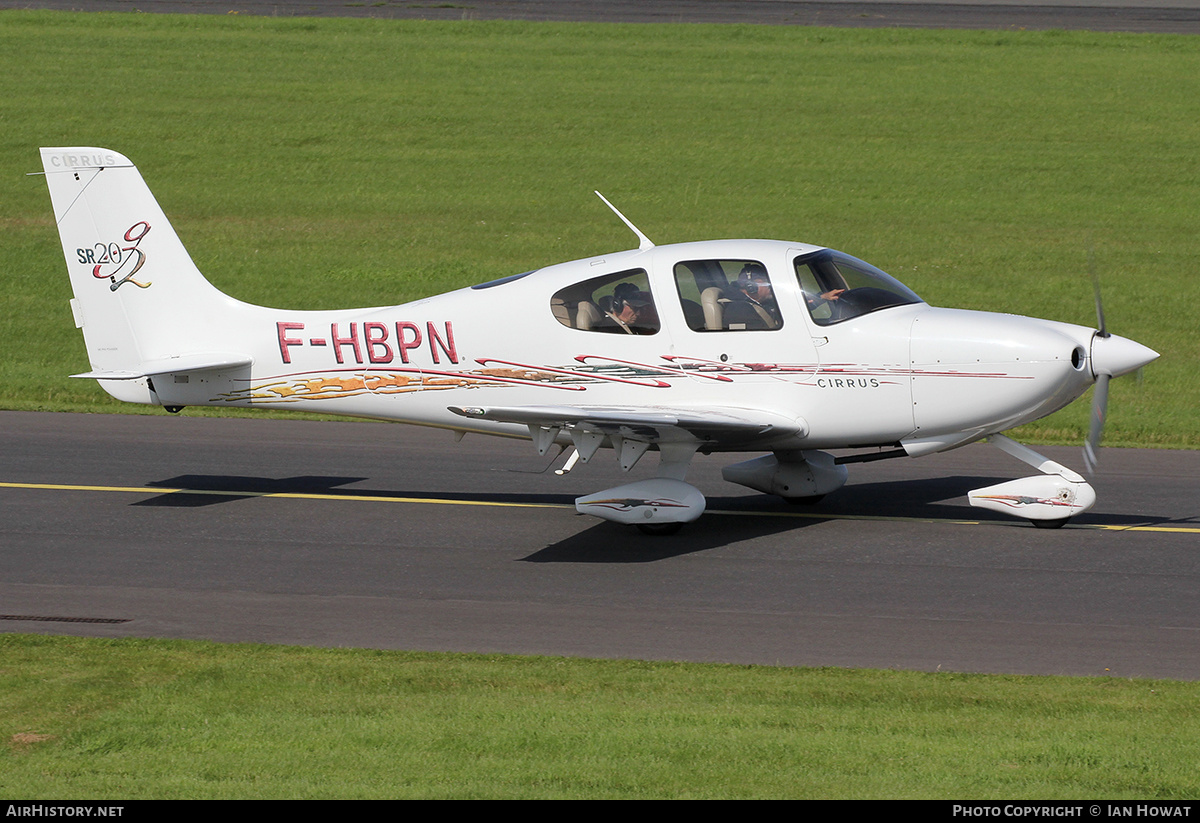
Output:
79,221,152,291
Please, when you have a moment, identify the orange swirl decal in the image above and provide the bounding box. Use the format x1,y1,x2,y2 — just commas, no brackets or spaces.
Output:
474,358,671,388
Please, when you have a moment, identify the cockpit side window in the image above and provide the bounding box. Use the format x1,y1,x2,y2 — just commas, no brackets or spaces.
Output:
550,269,659,335
673,259,782,332
794,250,922,326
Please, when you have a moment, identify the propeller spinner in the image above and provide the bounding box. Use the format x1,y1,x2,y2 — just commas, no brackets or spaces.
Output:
1083,267,1159,474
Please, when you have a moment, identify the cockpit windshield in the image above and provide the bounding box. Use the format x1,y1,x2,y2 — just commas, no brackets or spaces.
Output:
794,250,923,326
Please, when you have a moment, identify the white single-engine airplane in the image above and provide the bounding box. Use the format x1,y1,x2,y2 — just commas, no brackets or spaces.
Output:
40,147,1158,533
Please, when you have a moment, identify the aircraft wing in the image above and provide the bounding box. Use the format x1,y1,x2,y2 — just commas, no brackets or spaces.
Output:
448,404,806,463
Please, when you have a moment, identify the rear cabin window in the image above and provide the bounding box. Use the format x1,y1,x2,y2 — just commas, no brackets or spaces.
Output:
550,269,659,335
673,259,782,332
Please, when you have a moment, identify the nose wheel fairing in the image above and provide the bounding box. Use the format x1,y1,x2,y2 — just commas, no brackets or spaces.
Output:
967,474,1096,523
967,434,1096,525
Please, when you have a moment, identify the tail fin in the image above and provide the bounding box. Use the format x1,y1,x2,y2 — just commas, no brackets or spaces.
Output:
41,147,251,403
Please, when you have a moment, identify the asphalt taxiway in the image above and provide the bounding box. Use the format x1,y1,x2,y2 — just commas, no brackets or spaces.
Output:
3,411,1198,679
4,0,1200,34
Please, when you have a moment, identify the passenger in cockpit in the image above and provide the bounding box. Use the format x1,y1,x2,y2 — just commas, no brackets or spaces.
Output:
726,264,782,330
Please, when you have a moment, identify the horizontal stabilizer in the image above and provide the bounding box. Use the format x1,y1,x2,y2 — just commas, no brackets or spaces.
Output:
72,353,253,380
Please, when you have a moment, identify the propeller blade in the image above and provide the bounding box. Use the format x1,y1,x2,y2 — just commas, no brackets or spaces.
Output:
1090,248,1108,339
1082,253,1156,476
1083,372,1109,475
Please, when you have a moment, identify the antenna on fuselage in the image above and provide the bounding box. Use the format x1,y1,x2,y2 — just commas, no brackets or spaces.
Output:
595,191,654,251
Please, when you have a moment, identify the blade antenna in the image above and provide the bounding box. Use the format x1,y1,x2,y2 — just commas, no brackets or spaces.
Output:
595,191,654,251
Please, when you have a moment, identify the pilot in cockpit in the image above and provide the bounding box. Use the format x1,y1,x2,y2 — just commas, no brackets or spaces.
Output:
606,282,658,335
802,274,847,312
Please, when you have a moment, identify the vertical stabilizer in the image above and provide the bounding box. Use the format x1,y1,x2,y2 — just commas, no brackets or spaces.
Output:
40,147,250,403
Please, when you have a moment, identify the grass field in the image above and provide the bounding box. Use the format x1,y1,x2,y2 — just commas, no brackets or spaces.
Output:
1,11,1197,444
3,634,1200,799
2,11,1199,799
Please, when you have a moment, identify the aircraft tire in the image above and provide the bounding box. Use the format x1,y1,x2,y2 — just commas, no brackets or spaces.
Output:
637,522,683,536
1032,517,1070,529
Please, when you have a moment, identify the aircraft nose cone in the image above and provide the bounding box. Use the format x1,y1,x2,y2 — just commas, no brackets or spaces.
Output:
1091,333,1158,378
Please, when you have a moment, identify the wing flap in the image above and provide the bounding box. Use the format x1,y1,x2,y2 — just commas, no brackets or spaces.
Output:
448,404,807,443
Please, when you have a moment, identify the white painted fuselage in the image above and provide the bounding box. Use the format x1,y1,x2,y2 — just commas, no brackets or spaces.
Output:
127,239,1102,454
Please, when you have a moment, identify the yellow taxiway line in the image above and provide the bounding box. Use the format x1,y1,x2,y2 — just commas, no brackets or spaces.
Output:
2,480,1198,534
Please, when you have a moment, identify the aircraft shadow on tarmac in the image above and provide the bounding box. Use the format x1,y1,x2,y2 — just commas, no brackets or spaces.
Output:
523,509,826,563
525,472,1189,562
131,473,1183,557
523,474,1000,562
133,474,580,508
134,475,371,506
